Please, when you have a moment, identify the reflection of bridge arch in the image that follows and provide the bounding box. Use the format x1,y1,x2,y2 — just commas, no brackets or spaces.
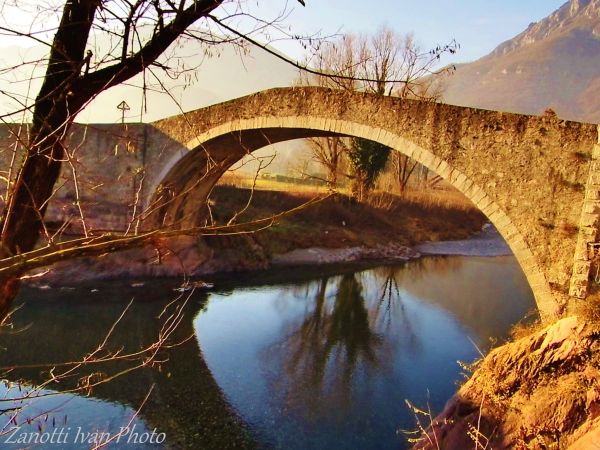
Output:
147,87,599,320
1,287,255,449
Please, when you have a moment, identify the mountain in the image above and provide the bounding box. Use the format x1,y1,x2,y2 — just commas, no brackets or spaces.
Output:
441,0,600,123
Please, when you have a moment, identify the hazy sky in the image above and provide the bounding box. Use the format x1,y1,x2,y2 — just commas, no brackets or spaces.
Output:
269,0,567,63
0,0,571,122
2,1,568,63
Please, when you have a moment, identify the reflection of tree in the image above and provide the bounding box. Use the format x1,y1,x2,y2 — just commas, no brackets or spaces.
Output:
371,257,464,287
391,256,536,345
327,274,381,378
287,274,383,383
373,267,401,332
367,266,421,352
266,273,396,420
283,277,329,392
265,258,524,422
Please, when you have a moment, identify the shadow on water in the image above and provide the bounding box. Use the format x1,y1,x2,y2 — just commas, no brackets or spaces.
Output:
0,282,258,449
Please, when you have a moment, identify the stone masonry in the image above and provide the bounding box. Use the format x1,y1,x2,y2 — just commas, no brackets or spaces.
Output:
569,134,600,299
150,87,599,319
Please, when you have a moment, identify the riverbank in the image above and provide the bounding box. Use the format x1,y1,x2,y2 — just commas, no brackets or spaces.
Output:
406,222,600,449
23,186,600,449
31,186,488,285
415,223,512,257
411,313,600,450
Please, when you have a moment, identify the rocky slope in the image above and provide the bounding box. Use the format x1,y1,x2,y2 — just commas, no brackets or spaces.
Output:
442,0,600,122
412,315,600,450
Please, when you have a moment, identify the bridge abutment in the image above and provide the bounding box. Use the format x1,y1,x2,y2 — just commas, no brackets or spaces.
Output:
569,138,600,301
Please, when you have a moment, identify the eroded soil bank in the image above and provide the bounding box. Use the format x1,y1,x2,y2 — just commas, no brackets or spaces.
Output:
411,315,600,450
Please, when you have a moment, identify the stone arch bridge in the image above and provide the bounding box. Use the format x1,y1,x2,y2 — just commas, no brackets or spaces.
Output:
1,87,588,319
139,86,600,320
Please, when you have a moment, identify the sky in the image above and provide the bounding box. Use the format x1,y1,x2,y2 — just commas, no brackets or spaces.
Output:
265,0,567,63
1,0,568,63
0,0,570,122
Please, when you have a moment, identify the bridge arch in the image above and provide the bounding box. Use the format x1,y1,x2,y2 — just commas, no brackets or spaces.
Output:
149,116,556,319
147,87,600,321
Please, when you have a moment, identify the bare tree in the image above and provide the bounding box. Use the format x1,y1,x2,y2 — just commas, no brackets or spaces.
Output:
303,25,456,199
298,35,362,189
391,152,420,194
0,0,323,318
306,133,349,190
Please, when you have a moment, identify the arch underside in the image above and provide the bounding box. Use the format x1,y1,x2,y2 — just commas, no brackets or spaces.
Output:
149,117,558,320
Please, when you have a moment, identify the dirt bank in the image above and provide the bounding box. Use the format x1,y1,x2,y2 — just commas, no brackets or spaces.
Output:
411,315,600,450
31,187,487,285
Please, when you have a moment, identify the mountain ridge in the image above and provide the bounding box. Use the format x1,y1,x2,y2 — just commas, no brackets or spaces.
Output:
441,0,600,123
491,0,600,57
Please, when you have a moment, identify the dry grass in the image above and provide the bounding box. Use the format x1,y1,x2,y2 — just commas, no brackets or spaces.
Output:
219,172,332,195
413,315,600,450
220,172,475,212
570,288,600,323
509,311,545,341
212,173,487,258
375,189,477,213
206,183,487,257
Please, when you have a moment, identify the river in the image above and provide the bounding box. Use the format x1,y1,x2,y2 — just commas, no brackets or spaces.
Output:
0,255,534,449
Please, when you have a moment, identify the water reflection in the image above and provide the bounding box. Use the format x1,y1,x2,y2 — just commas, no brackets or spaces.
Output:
377,256,537,344
0,382,160,449
267,274,390,419
196,255,535,450
0,255,535,450
0,283,257,449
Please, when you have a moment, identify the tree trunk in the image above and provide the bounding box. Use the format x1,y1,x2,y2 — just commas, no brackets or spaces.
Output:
0,0,98,316
0,0,223,319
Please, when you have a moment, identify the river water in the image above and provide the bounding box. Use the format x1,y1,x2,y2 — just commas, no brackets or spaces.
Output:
0,255,534,449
